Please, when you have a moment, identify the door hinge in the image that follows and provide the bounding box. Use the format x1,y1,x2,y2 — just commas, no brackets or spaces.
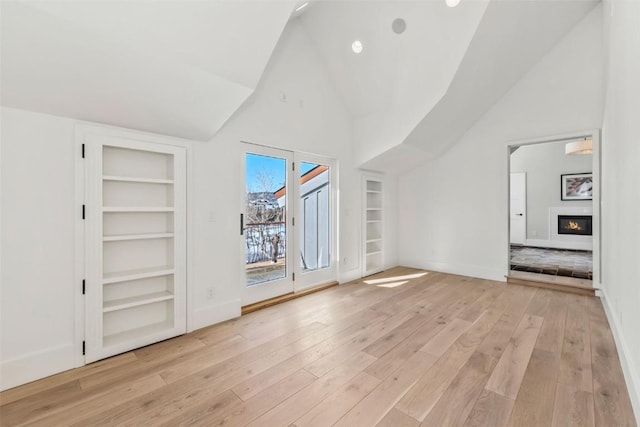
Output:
82,204,86,220
292,162,295,171
293,272,295,281
81,143,85,159
240,213,244,235
82,279,86,295
292,217,295,226
82,341,86,356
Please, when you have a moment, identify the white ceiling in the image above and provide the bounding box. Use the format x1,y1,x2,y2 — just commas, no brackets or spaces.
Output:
1,0,599,162
402,0,600,158
1,1,295,141
299,0,489,118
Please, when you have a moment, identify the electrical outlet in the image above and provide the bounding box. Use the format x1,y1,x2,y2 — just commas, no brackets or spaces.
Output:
207,287,215,299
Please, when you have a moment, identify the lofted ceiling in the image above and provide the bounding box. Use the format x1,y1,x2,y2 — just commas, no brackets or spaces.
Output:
1,0,599,167
299,0,489,118
1,0,296,141
401,0,600,160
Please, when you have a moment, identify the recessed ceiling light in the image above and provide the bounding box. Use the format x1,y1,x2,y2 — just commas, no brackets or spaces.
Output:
446,0,461,7
352,40,363,54
295,2,309,12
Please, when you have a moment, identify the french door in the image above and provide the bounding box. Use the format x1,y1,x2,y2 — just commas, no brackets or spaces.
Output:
240,143,337,306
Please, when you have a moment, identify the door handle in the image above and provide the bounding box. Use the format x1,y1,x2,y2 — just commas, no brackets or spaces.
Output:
516,213,523,216
240,213,244,235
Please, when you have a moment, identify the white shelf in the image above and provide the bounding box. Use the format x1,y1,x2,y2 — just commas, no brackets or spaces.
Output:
103,233,174,242
103,266,175,284
86,139,186,364
103,175,174,184
103,207,175,213
363,176,383,277
103,291,174,313
103,320,174,348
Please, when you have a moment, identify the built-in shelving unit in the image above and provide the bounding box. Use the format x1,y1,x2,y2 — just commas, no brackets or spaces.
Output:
85,136,186,363
362,176,384,277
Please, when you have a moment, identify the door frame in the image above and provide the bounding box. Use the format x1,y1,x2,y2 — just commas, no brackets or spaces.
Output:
240,142,294,306
506,129,601,287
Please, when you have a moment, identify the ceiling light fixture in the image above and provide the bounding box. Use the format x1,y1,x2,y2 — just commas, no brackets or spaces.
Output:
565,138,593,155
352,40,363,54
295,2,309,12
446,0,461,7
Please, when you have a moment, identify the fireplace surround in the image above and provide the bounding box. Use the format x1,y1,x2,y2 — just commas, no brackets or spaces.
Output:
547,207,593,251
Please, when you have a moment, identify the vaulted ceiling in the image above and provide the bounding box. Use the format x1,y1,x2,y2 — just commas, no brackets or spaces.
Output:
1,0,599,171
1,1,295,141
297,0,598,172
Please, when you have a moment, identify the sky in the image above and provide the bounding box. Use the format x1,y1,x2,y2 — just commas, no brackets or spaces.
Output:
246,153,317,193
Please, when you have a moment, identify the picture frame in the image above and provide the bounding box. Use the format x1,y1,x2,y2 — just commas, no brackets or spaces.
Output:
561,173,593,201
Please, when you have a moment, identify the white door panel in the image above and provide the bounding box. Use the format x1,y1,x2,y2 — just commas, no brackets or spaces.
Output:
510,172,527,245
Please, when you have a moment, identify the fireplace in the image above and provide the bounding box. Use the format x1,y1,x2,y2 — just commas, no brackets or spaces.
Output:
558,215,592,236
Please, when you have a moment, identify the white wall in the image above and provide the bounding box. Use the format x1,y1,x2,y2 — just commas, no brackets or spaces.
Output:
600,0,640,420
188,19,365,329
397,5,603,281
0,19,390,390
511,142,592,240
1,108,78,388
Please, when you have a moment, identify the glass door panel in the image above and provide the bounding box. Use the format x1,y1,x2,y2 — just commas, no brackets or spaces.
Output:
241,144,293,306
245,153,287,286
299,162,330,272
294,153,337,291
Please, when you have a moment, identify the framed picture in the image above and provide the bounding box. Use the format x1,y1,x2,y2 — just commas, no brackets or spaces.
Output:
561,173,593,201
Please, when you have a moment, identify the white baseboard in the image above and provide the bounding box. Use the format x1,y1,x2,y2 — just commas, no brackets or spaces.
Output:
524,238,593,251
189,299,240,332
600,290,640,424
339,268,362,284
404,260,506,283
0,343,76,391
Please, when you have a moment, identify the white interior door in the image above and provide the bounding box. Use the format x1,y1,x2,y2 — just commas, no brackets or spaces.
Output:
510,172,527,245
241,143,294,305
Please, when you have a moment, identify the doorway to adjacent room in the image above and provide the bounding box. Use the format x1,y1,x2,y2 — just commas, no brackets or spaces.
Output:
507,131,600,291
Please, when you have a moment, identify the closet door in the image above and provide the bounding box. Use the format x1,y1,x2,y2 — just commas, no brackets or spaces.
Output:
85,135,186,363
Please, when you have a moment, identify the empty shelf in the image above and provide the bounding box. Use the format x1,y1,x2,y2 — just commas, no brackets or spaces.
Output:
103,266,175,284
103,207,175,212
103,291,174,313
103,175,174,184
103,233,174,242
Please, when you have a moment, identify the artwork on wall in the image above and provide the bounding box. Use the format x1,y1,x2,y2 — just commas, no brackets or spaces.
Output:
561,173,593,200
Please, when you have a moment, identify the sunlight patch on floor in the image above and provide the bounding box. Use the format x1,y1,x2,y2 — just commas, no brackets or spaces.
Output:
364,272,428,286
364,271,429,288
376,280,409,288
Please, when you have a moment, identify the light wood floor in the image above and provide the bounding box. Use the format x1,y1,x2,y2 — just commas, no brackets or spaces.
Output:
1,267,636,426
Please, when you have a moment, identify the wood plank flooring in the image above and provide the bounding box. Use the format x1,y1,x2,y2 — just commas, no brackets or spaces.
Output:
0,267,636,426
